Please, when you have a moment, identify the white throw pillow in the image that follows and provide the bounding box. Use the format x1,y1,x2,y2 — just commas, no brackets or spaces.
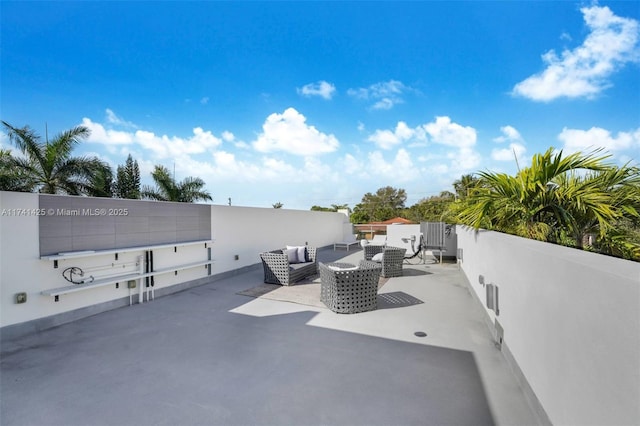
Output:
372,253,384,262
285,247,298,263
297,246,307,263
287,245,308,263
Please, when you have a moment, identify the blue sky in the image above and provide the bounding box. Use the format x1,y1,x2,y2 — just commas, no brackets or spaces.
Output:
2,1,639,209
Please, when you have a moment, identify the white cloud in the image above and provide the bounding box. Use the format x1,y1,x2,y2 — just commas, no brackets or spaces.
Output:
372,98,395,110
368,149,416,182
423,116,477,148
493,125,523,143
105,109,137,128
261,157,299,179
221,130,250,149
366,116,480,176
492,143,527,162
448,147,481,172
83,118,134,145
558,126,640,153
491,125,527,162
367,121,426,150
200,97,209,105
252,107,339,156
297,81,336,100
347,80,411,110
82,118,222,159
513,5,640,101
302,157,336,182
342,153,364,176
210,151,262,181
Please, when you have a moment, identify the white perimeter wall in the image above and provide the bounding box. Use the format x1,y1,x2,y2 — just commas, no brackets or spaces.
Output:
457,226,640,425
0,192,347,328
210,204,346,273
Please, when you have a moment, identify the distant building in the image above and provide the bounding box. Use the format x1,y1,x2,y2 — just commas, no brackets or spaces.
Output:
354,217,416,239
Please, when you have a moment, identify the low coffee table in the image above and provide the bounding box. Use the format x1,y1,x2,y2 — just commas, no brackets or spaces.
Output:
324,262,356,270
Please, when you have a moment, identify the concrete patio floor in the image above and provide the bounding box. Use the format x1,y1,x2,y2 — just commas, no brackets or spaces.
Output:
1,248,541,426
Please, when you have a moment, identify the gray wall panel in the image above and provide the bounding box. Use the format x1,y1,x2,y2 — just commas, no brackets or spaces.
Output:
39,195,211,255
72,234,117,251
40,237,73,255
148,231,178,245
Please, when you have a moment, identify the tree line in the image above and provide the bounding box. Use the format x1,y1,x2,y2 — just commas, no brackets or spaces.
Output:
316,149,640,261
2,121,638,259
0,121,212,203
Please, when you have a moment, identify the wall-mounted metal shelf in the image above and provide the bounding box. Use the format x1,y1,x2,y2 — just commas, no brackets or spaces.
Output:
40,240,214,302
40,240,213,261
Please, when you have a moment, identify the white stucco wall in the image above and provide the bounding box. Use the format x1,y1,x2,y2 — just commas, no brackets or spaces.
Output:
210,205,346,273
457,226,640,426
0,192,346,329
385,224,421,254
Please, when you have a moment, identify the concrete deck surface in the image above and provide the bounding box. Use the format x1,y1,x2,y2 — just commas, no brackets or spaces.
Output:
1,248,540,426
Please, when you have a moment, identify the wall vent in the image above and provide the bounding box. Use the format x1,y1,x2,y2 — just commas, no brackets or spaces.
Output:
486,283,499,316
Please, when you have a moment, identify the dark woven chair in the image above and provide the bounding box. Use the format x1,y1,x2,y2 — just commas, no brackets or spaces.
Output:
364,246,406,278
259,247,318,286
364,244,384,260
319,260,382,314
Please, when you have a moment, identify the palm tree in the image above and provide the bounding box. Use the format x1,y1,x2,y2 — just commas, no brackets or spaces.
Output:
457,148,636,245
555,166,640,252
1,121,104,194
141,165,212,203
0,148,34,192
86,161,115,198
452,174,481,200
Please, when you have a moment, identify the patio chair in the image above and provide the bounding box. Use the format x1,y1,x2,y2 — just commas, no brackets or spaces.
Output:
364,246,406,278
368,235,387,246
319,260,382,314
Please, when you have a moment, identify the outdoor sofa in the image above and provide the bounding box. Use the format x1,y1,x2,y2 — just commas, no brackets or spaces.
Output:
259,246,318,285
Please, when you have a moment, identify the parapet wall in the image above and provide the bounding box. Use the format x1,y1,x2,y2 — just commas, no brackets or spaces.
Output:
0,191,346,331
457,226,640,426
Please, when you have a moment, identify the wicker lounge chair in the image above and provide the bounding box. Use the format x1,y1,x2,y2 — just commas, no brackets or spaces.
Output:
319,260,382,314
259,247,318,285
363,246,406,278
368,235,387,246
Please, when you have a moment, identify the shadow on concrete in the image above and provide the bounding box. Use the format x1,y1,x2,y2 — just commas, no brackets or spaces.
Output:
377,291,425,309
400,267,433,277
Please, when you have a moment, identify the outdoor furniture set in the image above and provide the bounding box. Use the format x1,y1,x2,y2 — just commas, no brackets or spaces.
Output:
259,243,406,314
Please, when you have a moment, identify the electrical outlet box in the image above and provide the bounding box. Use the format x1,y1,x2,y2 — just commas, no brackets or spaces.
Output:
15,292,27,304
127,280,136,289
495,320,504,349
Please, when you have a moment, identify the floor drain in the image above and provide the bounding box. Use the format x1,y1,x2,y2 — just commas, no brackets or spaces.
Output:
414,331,427,337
